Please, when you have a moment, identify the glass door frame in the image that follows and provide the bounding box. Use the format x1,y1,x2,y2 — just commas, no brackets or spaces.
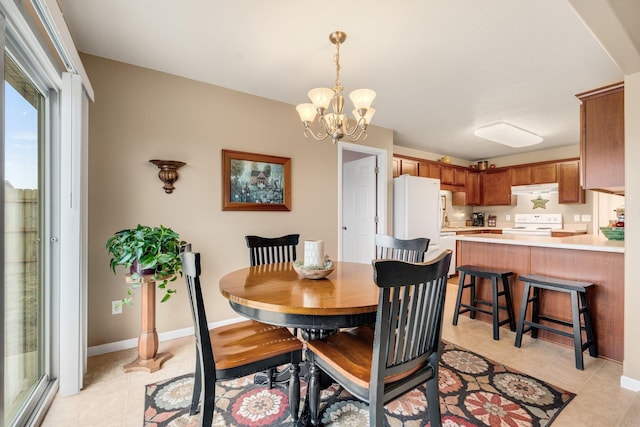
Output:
2,10,59,426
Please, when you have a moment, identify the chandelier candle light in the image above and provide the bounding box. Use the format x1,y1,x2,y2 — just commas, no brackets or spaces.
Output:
296,31,376,144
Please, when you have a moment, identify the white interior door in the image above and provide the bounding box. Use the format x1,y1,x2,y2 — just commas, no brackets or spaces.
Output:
342,155,377,263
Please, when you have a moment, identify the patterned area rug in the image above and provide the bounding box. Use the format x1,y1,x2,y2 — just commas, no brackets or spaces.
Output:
144,342,574,426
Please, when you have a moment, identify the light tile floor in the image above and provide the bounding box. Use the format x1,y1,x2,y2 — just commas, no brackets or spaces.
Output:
42,281,640,426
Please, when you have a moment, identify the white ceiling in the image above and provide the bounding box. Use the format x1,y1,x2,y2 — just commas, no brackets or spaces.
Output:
56,0,633,161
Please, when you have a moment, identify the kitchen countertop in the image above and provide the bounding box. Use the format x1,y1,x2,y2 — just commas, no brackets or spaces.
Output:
441,226,587,234
454,233,624,253
441,226,499,232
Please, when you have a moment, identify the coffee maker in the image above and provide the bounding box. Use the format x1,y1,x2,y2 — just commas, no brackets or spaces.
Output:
472,212,485,226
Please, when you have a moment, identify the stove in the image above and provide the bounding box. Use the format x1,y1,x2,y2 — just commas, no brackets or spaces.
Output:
502,213,562,236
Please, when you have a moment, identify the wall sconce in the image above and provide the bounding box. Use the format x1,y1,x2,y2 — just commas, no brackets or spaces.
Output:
149,160,186,194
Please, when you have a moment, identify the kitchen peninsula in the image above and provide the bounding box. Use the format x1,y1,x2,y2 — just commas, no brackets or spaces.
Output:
455,233,624,362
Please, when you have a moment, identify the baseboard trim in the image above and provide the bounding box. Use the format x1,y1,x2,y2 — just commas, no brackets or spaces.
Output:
620,375,640,392
87,317,245,357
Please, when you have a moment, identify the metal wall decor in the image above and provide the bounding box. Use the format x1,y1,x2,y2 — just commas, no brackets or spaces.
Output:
531,195,549,209
149,160,186,194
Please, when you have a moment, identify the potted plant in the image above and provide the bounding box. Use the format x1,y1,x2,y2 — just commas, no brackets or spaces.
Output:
106,224,186,306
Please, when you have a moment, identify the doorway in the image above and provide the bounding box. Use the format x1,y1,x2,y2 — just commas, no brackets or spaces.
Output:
338,142,387,263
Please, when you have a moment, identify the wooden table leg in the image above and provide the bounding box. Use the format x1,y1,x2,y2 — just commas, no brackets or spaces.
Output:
124,277,173,372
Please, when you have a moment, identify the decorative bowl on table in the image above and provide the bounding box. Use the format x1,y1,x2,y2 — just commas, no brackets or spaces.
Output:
600,226,624,241
292,259,335,279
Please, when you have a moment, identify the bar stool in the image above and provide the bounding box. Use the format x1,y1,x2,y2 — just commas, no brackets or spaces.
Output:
515,274,598,370
452,265,516,340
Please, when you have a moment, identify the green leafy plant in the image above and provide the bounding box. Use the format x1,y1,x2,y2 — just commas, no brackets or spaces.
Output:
106,224,186,306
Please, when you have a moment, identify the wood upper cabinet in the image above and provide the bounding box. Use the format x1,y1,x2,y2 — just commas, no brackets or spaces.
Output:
466,171,480,205
453,170,480,206
482,169,515,206
440,166,454,184
441,166,467,185
532,163,557,183
510,166,532,185
576,82,624,194
392,158,400,178
418,161,441,179
400,159,419,176
510,163,557,185
557,160,585,203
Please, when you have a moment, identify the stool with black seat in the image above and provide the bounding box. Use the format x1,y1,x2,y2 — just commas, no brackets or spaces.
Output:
452,265,516,340
514,274,598,370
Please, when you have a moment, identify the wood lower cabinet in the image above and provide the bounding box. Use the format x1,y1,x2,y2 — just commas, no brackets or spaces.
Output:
577,82,624,193
557,160,585,203
457,240,624,362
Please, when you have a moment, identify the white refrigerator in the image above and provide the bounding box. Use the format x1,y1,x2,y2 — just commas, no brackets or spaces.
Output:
393,175,442,261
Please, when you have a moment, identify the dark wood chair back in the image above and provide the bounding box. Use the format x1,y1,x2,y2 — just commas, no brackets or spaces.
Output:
245,234,300,266
181,251,215,423
181,249,303,426
306,249,452,427
375,233,430,262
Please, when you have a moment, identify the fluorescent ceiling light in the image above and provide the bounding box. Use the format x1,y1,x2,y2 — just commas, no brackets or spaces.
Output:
474,122,543,147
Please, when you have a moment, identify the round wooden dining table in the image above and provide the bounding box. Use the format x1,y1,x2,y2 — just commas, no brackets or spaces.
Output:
219,261,379,339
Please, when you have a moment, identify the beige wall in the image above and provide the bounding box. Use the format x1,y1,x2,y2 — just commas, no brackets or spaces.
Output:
84,54,393,346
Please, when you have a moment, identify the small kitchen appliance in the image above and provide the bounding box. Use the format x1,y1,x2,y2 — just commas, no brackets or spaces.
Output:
502,213,562,236
472,212,485,226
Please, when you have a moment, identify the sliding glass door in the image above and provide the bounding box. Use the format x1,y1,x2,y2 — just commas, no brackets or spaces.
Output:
3,51,47,426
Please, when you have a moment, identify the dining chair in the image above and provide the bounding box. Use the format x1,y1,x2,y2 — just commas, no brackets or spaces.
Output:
306,249,452,427
180,250,303,426
245,233,301,383
375,233,430,262
245,234,300,266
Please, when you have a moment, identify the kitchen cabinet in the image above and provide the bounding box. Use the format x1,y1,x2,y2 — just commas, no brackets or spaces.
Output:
510,166,531,185
441,166,454,184
532,163,557,184
453,170,480,206
576,82,624,194
557,160,585,204
441,165,466,192
399,158,419,176
482,169,515,206
466,171,481,205
510,162,556,185
392,158,400,178
418,161,441,179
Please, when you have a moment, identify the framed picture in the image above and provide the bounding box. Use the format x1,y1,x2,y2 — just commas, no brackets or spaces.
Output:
222,149,291,211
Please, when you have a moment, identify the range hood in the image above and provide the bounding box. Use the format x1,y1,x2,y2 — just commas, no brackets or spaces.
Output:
511,183,559,195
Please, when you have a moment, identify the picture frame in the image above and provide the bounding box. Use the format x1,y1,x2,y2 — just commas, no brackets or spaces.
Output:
222,149,291,211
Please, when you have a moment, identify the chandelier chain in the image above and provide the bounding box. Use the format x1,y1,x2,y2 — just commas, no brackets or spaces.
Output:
333,41,342,93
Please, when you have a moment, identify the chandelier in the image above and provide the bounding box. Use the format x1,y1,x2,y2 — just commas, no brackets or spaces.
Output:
296,31,376,144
